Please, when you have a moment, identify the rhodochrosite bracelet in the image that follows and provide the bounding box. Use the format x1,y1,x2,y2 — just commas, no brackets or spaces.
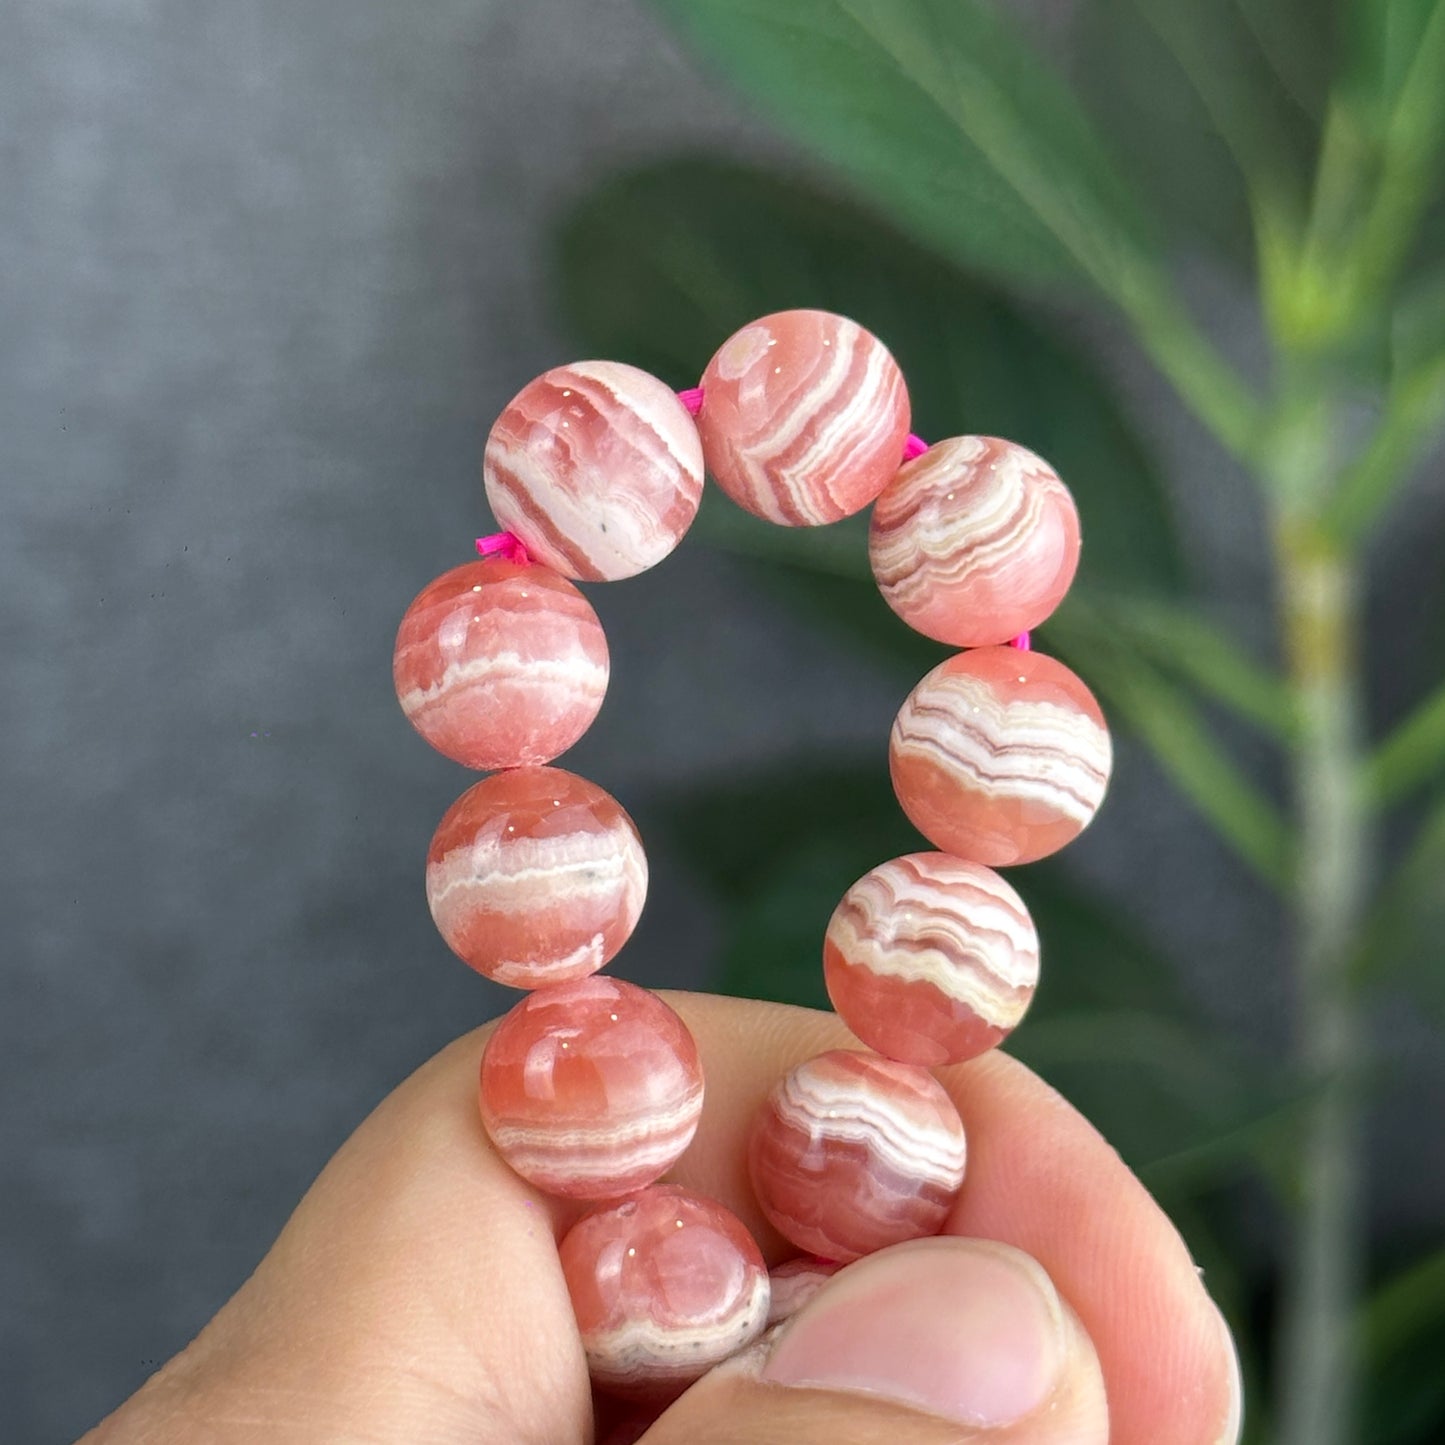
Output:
391,308,1112,1401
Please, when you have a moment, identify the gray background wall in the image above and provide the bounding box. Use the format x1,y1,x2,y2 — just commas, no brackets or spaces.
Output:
3,3,1442,1442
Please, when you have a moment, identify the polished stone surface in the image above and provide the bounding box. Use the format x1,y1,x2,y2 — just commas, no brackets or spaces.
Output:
426,766,647,988
560,1184,769,1399
870,436,1081,646
825,852,1039,1066
697,309,910,526
890,648,1113,866
485,361,703,580
765,1255,842,1326
479,977,703,1198
394,558,608,770
747,1050,966,1263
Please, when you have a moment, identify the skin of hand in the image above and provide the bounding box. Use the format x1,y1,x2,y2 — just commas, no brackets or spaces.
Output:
80,993,1242,1445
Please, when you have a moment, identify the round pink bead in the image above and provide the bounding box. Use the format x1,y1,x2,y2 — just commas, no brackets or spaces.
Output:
747,1050,966,1263
392,558,607,770
560,1185,770,1400
479,977,704,1200
870,436,1081,646
483,361,704,581
766,1256,843,1327
890,647,1112,867
426,767,647,988
697,309,911,526
824,853,1039,1067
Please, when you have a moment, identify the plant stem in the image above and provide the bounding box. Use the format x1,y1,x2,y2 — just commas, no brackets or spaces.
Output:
1272,514,1371,1445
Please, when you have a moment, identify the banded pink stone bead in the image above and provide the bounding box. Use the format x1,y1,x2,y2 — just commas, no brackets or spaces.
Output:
824,853,1039,1066
766,1256,844,1327
426,766,647,988
393,558,607,770
560,1185,770,1400
483,361,704,581
697,309,911,526
890,647,1112,867
747,1050,967,1263
479,977,703,1199
869,436,1081,646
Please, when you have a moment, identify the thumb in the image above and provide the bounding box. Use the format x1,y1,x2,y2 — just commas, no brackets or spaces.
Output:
638,1238,1108,1445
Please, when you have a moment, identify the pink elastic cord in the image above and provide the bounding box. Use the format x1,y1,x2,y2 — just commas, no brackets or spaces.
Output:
476,531,531,564
670,396,1031,651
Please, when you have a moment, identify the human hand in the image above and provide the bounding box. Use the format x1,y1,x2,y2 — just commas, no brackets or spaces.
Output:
82,993,1242,1444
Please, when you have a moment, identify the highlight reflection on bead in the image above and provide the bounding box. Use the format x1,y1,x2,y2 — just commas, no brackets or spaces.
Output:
869,436,1081,646
747,1050,966,1263
824,853,1039,1066
698,309,910,526
561,1185,770,1400
890,647,1112,866
393,559,608,770
484,361,704,581
426,767,647,988
479,978,703,1199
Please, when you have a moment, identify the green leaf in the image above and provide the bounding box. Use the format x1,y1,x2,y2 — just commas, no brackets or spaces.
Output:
1301,1,1445,334
646,0,1158,298
1329,266,1445,537
1008,1008,1297,1187
1365,675,1445,805
1353,784,1445,1003
1071,592,1295,739
643,0,1262,457
1072,0,1326,267
1044,607,1294,888
555,155,1185,596
1342,0,1445,131
1361,1243,1445,1445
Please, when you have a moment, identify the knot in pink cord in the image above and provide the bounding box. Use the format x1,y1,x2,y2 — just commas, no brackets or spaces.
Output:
475,531,532,565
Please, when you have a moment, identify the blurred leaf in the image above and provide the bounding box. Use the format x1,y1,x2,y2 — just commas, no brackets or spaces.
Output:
1354,784,1445,1010
1301,1,1445,337
1342,0,1445,131
1365,675,1445,805
1009,1008,1296,1187
1046,607,1294,887
1393,263,1445,373
556,155,1184,596
1361,1243,1445,1445
1329,266,1445,536
646,0,1159,300
1072,592,1295,739
1072,0,1327,267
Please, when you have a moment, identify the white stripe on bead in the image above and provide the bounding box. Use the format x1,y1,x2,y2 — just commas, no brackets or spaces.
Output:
486,1090,703,1186
829,859,1038,1030
719,321,902,525
772,1067,967,1186
892,670,1111,822
586,1270,771,1381
872,439,1065,609
397,646,607,723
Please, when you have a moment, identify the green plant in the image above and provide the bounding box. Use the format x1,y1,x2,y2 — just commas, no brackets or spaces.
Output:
551,4,1445,1442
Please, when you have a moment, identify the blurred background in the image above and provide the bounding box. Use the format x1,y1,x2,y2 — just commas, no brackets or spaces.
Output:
4,2,1443,1442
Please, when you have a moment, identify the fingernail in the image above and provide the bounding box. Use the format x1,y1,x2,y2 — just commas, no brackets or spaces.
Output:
761,1237,1067,1428
1211,1303,1244,1445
